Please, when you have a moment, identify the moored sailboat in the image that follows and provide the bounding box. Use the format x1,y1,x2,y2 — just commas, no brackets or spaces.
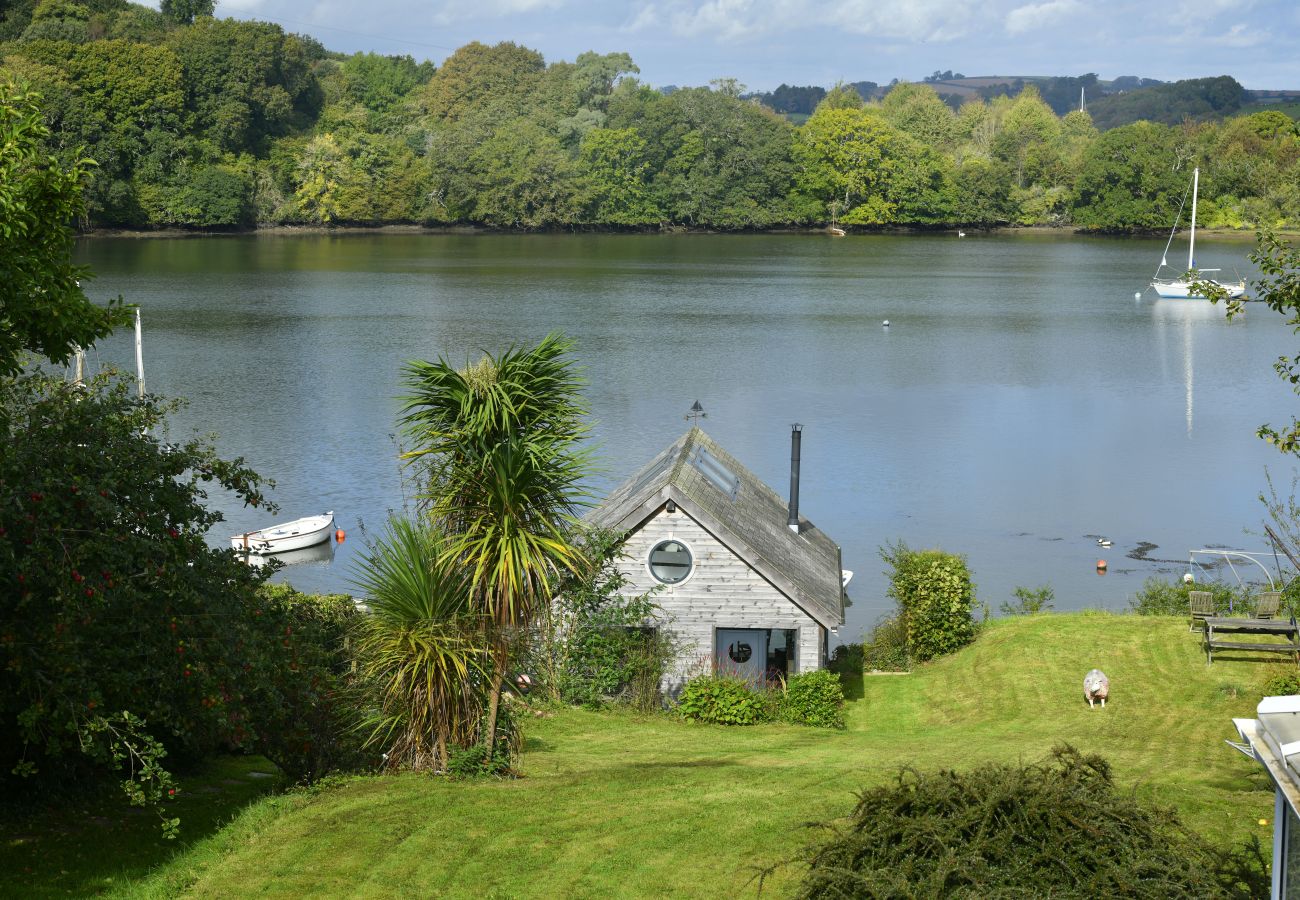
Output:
1151,167,1246,300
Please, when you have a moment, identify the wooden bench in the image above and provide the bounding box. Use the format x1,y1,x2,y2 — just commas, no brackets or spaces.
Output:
1203,616,1300,665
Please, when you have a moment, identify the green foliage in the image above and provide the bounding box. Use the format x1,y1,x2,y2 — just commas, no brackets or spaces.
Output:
399,332,590,759
779,671,845,729
168,17,321,154
1241,234,1300,455
2,29,1293,233
881,541,977,662
793,745,1267,899
0,80,127,374
828,643,863,675
350,517,484,773
1087,76,1249,130
245,584,371,783
1000,584,1055,616
159,0,213,26
535,528,675,712
1129,577,1244,616
0,371,279,825
861,614,910,671
1263,668,1300,698
677,674,771,726
1070,121,1187,231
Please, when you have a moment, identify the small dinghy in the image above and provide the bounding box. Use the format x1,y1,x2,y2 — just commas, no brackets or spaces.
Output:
232,512,335,554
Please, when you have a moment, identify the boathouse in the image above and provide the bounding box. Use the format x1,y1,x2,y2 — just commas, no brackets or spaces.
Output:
588,426,848,690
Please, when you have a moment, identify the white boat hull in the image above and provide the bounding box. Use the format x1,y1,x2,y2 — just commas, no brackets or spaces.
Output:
1151,279,1246,300
232,512,335,554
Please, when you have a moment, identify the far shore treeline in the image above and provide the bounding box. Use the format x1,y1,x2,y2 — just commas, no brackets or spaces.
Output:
1,0,1298,233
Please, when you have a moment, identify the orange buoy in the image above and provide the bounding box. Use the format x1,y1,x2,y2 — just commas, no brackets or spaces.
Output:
1096,559,1108,573
335,529,346,543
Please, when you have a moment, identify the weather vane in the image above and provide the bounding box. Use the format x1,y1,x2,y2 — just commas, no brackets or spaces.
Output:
685,400,707,425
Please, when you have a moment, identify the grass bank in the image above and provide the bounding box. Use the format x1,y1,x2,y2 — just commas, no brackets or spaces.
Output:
8,613,1287,897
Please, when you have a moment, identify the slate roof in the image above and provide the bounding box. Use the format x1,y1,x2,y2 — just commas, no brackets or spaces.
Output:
588,427,846,629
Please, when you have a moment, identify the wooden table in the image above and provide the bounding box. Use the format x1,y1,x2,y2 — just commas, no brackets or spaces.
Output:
1203,616,1300,665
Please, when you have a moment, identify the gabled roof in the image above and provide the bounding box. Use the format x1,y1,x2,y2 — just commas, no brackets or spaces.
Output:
588,427,845,629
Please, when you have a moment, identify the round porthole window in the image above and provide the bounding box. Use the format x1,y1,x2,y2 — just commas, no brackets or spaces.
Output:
728,642,752,663
648,539,693,584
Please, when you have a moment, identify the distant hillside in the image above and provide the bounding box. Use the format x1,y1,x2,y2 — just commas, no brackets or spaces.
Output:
1086,76,1248,129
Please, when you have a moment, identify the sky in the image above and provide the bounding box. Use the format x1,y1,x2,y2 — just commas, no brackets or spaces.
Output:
206,0,1300,91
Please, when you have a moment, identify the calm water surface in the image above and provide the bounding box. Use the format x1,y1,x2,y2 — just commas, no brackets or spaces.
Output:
75,231,1292,640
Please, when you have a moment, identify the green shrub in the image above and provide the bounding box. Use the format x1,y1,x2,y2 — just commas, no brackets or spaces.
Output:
534,529,676,712
1129,577,1245,616
1000,584,1054,616
1263,668,1300,697
862,614,910,672
678,675,770,726
780,671,846,729
828,643,863,675
793,745,1267,899
246,585,373,783
881,541,977,662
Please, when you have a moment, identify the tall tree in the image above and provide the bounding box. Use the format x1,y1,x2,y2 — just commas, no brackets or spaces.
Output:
400,334,590,756
0,80,126,375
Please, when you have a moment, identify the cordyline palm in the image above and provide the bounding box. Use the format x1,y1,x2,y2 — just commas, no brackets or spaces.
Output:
351,517,484,772
400,333,590,754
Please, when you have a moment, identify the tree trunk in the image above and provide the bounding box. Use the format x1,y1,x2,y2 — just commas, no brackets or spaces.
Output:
483,646,508,768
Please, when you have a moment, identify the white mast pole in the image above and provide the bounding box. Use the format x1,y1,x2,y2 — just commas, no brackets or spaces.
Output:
134,308,145,397
1188,167,1199,272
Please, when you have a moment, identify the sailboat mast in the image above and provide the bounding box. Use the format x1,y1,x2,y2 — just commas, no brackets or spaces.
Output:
134,308,145,397
1188,167,1199,272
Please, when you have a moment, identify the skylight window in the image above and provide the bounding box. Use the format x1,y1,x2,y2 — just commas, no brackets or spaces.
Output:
689,446,740,500
626,448,677,499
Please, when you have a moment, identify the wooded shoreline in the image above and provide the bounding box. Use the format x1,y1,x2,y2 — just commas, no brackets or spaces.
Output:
79,222,1284,240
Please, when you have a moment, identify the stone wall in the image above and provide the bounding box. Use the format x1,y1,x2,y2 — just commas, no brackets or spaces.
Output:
612,505,824,691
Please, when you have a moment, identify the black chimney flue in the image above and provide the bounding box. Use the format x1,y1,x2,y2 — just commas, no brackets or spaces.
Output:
788,424,802,533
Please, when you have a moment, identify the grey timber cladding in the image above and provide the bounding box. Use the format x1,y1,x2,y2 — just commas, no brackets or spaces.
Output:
615,508,822,686
587,427,846,629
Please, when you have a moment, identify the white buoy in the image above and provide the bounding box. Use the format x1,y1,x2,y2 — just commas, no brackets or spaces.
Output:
882,320,890,327
1134,291,1141,299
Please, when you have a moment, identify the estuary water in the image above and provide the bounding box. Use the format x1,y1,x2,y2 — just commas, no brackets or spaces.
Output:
75,231,1292,640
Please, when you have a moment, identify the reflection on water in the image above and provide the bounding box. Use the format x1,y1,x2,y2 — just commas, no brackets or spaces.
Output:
241,540,337,569
74,231,1286,639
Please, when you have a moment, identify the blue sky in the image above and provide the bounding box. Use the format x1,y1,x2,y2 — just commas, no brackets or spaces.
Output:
207,0,1299,90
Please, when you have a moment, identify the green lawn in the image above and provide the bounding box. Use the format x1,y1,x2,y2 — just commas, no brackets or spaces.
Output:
0,754,283,898
7,613,1290,897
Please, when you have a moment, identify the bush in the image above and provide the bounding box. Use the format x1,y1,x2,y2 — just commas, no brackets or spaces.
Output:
1129,577,1245,616
534,529,676,711
1000,584,1054,616
780,671,845,729
828,643,863,675
862,614,910,672
678,675,771,726
881,541,977,662
245,585,372,783
1263,668,1300,697
792,745,1267,899
0,372,278,830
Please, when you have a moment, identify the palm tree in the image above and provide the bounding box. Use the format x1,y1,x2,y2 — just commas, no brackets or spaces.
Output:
400,333,590,755
351,517,484,771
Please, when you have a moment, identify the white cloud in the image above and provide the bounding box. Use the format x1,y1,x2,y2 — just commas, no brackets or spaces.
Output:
1220,21,1267,46
1005,0,1081,35
622,3,662,32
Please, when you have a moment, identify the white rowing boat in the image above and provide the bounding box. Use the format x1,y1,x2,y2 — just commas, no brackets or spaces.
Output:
232,512,335,554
